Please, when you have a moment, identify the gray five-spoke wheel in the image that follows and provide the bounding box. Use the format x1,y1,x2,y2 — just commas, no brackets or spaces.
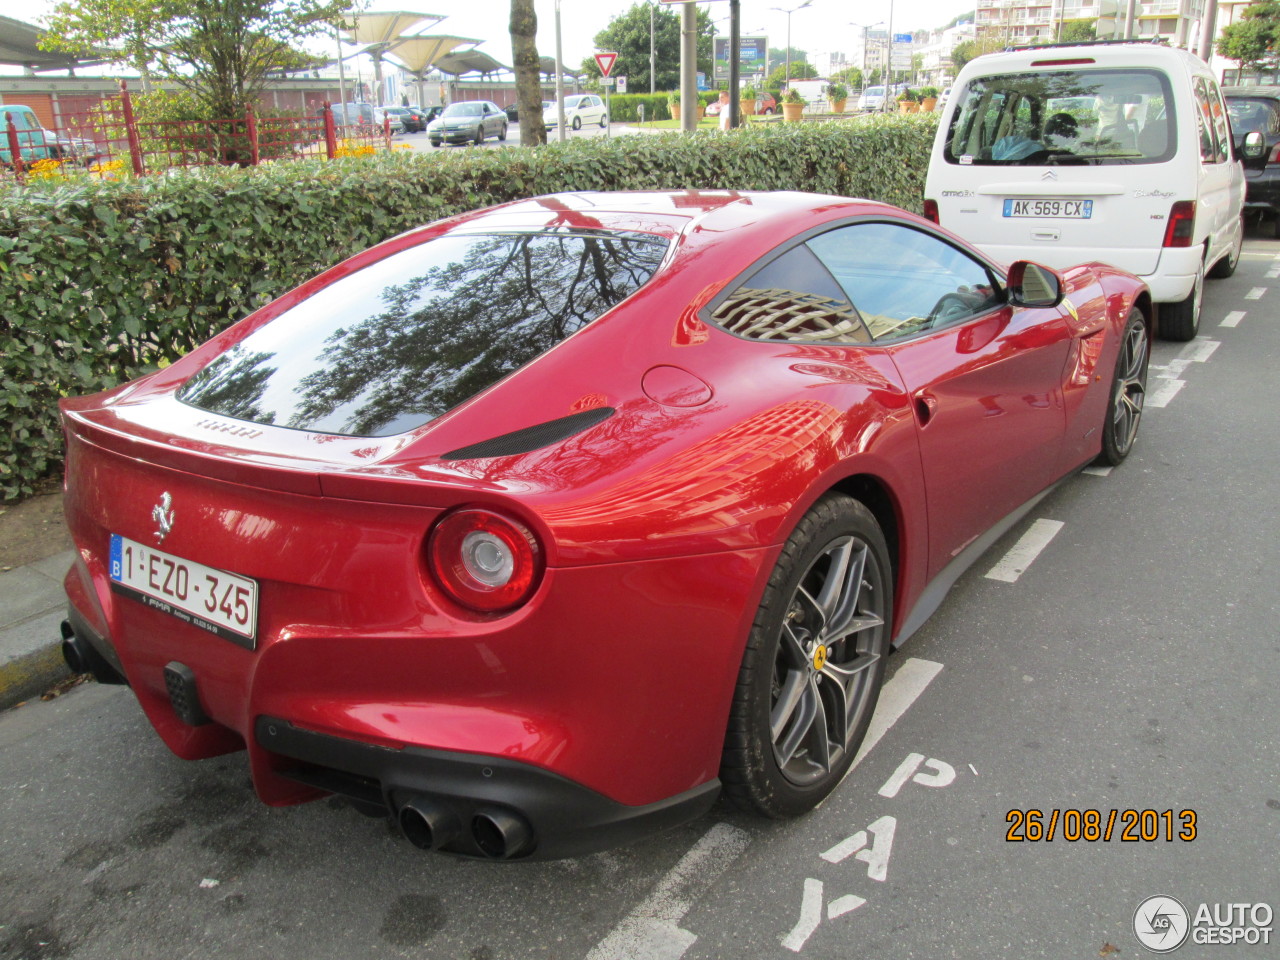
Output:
770,534,886,785
1110,314,1148,459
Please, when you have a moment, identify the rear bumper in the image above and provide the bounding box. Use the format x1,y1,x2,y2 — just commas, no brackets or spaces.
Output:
256,716,720,859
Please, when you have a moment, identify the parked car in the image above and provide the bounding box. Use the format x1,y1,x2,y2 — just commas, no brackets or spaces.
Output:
856,85,886,111
59,189,1149,860
0,105,105,167
427,100,508,146
1223,86,1280,236
375,106,413,133
925,41,1245,341
503,100,552,123
544,94,608,130
332,102,376,127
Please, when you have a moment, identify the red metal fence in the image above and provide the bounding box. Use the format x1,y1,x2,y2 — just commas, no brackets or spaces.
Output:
3,81,394,185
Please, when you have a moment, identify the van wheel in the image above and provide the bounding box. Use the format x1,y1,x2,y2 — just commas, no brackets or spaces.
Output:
1160,257,1203,342
1207,216,1243,279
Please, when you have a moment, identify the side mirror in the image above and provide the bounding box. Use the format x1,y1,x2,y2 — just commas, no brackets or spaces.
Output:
1243,129,1267,160
1006,261,1064,308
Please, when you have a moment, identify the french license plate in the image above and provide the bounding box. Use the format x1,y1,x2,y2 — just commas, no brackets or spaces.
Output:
109,534,258,648
1003,198,1093,219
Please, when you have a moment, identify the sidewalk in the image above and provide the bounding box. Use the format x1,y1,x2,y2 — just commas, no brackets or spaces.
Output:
0,550,74,709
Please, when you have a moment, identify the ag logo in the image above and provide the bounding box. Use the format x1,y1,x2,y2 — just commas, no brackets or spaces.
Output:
1133,895,1190,953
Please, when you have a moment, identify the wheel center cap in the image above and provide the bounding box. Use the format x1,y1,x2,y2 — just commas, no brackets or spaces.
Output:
812,644,828,672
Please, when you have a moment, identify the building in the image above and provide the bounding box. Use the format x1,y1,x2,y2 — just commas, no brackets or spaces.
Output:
974,0,1205,47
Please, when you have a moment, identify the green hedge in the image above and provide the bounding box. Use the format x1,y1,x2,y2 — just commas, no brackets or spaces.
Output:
0,114,938,499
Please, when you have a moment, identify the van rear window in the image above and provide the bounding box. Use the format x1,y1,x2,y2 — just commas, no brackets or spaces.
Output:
178,230,667,437
944,69,1175,165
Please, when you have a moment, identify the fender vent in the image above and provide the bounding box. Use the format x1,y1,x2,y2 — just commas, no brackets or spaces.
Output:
440,407,615,461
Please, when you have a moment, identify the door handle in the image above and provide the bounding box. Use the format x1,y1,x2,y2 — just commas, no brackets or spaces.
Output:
913,391,937,426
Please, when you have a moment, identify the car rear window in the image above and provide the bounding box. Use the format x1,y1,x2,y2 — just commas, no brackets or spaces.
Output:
443,102,483,117
178,230,668,437
945,68,1175,165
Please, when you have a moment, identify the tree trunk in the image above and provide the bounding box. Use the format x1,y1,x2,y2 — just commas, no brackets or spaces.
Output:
509,0,546,147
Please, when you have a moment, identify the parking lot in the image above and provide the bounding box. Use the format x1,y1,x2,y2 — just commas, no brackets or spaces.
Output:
2,226,1276,958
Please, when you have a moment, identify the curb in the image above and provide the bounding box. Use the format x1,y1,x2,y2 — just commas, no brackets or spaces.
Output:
1,549,77,711
0,640,72,711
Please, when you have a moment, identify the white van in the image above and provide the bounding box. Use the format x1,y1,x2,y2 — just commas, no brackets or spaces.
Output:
924,41,1245,340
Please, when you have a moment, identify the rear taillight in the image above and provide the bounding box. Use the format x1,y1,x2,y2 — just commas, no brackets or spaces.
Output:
1269,142,1280,164
922,198,940,224
1162,201,1196,248
428,507,543,613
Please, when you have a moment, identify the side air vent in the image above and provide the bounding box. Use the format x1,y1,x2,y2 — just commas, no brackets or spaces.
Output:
440,407,615,461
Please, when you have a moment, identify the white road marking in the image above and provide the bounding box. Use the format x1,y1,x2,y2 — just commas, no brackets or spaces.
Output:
847,658,944,771
985,519,1064,583
781,879,825,952
1245,287,1267,300
1145,378,1185,408
585,822,751,960
1177,338,1220,364
1082,465,1113,477
1266,267,1280,279
1221,310,1246,328
968,763,979,776
827,895,865,920
877,754,956,798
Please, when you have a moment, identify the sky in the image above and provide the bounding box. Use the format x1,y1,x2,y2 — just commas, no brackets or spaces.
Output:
10,0,975,76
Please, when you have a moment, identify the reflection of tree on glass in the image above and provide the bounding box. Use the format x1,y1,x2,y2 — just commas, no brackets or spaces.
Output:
178,348,278,423
177,231,668,437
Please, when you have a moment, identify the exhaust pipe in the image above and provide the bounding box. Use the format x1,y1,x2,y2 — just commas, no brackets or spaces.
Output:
398,797,462,851
60,620,126,685
471,806,533,860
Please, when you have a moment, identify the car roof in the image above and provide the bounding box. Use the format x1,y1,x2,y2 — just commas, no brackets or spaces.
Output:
962,41,1207,76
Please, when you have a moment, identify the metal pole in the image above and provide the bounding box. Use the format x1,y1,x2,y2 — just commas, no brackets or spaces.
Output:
884,0,894,112
784,13,792,89
555,0,566,142
729,0,741,128
335,26,347,116
1123,0,1137,39
1199,0,1219,60
650,2,656,94
681,1,697,132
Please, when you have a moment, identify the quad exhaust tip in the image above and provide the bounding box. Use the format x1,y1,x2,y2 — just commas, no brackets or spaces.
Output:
396,797,534,859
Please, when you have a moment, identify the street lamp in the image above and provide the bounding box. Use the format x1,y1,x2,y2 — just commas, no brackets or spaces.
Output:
649,1,656,94
770,1,812,90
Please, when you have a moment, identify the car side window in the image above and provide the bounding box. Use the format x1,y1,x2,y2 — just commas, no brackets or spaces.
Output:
807,223,1003,343
1206,80,1231,162
709,243,871,344
1194,78,1220,162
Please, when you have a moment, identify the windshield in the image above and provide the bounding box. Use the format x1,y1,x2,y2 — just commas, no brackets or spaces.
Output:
179,231,669,437
442,102,484,117
944,68,1175,165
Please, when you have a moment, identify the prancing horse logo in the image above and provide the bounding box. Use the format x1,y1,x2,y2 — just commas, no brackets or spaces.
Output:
152,492,175,544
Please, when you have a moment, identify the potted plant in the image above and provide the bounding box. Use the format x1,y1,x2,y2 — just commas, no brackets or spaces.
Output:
666,90,680,121
896,88,918,114
739,82,757,117
918,86,939,112
781,87,806,122
825,82,848,114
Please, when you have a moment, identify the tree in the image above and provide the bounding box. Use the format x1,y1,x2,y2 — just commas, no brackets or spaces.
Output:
1059,19,1096,42
579,3,714,91
39,0,345,119
1217,0,1280,71
949,36,1003,74
509,0,546,146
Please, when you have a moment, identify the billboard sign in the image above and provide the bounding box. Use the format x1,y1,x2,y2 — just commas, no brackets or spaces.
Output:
713,35,769,82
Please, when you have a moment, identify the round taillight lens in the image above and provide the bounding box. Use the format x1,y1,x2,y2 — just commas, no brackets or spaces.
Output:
428,508,543,613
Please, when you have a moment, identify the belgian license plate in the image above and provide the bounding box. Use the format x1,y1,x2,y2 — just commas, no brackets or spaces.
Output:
109,534,258,647
1003,198,1093,219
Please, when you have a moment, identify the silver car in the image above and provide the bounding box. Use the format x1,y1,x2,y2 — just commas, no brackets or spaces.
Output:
427,101,509,146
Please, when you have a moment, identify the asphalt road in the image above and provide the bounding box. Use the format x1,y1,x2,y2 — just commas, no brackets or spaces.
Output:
2,230,1277,960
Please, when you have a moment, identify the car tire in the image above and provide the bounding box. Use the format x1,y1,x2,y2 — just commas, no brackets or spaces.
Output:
498,122,508,141
1207,216,1243,279
1160,254,1203,342
1096,309,1149,466
599,113,608,128
721,493,891,819
474,126,485,146
430,140,441,148
764,107,774,115
572,116,582,130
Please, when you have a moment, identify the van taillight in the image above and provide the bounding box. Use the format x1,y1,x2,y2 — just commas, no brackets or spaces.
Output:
922,199,940,224
1162,201,1195,248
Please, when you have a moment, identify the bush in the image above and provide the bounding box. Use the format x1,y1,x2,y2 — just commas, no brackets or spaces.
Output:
600,92,673,122
0,114,939,499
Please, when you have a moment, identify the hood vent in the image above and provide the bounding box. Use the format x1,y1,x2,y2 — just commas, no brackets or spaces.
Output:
439,407,615,461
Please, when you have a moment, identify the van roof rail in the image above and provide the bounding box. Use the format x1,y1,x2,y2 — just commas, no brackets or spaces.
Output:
1002,38,1168,52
